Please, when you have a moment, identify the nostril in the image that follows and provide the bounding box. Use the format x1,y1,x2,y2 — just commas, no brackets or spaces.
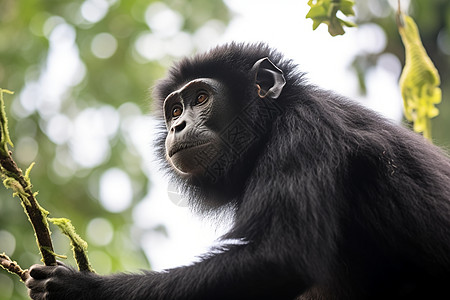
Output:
173,121,186,133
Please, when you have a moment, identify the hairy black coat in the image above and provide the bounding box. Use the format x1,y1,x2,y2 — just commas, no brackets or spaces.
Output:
26,43,450,300
153,43,450,299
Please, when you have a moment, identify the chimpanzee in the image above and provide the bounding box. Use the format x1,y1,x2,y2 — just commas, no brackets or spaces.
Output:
26,43,450,300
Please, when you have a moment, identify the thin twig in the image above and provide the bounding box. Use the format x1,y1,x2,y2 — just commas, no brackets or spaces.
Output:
0,253,29,282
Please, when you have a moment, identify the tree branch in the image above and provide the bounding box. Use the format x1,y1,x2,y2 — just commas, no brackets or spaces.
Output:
0,88,57,266
0,253,29,282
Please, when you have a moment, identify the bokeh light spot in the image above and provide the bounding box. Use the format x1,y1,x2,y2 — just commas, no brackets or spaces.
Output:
145,2,184,37
437,29,450,55
86,218,114,246
356,23,387,54
99,168,133,213
46,114,73,145
0,230,16,255
69,106,119,168
15,137,39,165
134,33,165,61
91,33,118,59
81,0,109,23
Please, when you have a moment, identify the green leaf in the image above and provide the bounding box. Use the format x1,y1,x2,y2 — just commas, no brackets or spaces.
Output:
398,14,442,140
306,0,356,36
305,6,327,19
340,0,356,15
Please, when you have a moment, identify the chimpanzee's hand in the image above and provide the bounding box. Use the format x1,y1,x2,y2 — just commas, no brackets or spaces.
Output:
26,262,100,300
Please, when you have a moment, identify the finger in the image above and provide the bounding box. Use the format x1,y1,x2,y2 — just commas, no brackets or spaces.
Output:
28,288,45,300
25,277,45,292
29,264,53,280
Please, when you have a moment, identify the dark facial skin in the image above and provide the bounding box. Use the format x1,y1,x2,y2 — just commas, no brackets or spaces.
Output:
164,78,234,177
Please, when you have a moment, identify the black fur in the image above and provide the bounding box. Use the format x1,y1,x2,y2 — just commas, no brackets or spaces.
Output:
154,42,450,299
26,43,450,300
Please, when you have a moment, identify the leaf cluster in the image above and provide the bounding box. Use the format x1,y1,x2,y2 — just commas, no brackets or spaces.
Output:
306,0,356,36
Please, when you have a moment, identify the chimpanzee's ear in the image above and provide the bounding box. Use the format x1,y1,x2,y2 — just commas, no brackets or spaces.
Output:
251,57,286,99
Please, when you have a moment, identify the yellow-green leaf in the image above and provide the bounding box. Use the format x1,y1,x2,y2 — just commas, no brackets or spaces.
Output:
398,14,441,140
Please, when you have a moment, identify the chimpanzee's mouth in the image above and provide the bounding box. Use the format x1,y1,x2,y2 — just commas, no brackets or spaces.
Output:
168,140,210,157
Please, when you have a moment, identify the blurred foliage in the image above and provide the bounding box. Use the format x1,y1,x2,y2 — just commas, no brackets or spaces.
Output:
0,0,229,299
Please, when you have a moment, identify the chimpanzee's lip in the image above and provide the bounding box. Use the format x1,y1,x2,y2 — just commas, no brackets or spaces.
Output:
168,140,210,157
